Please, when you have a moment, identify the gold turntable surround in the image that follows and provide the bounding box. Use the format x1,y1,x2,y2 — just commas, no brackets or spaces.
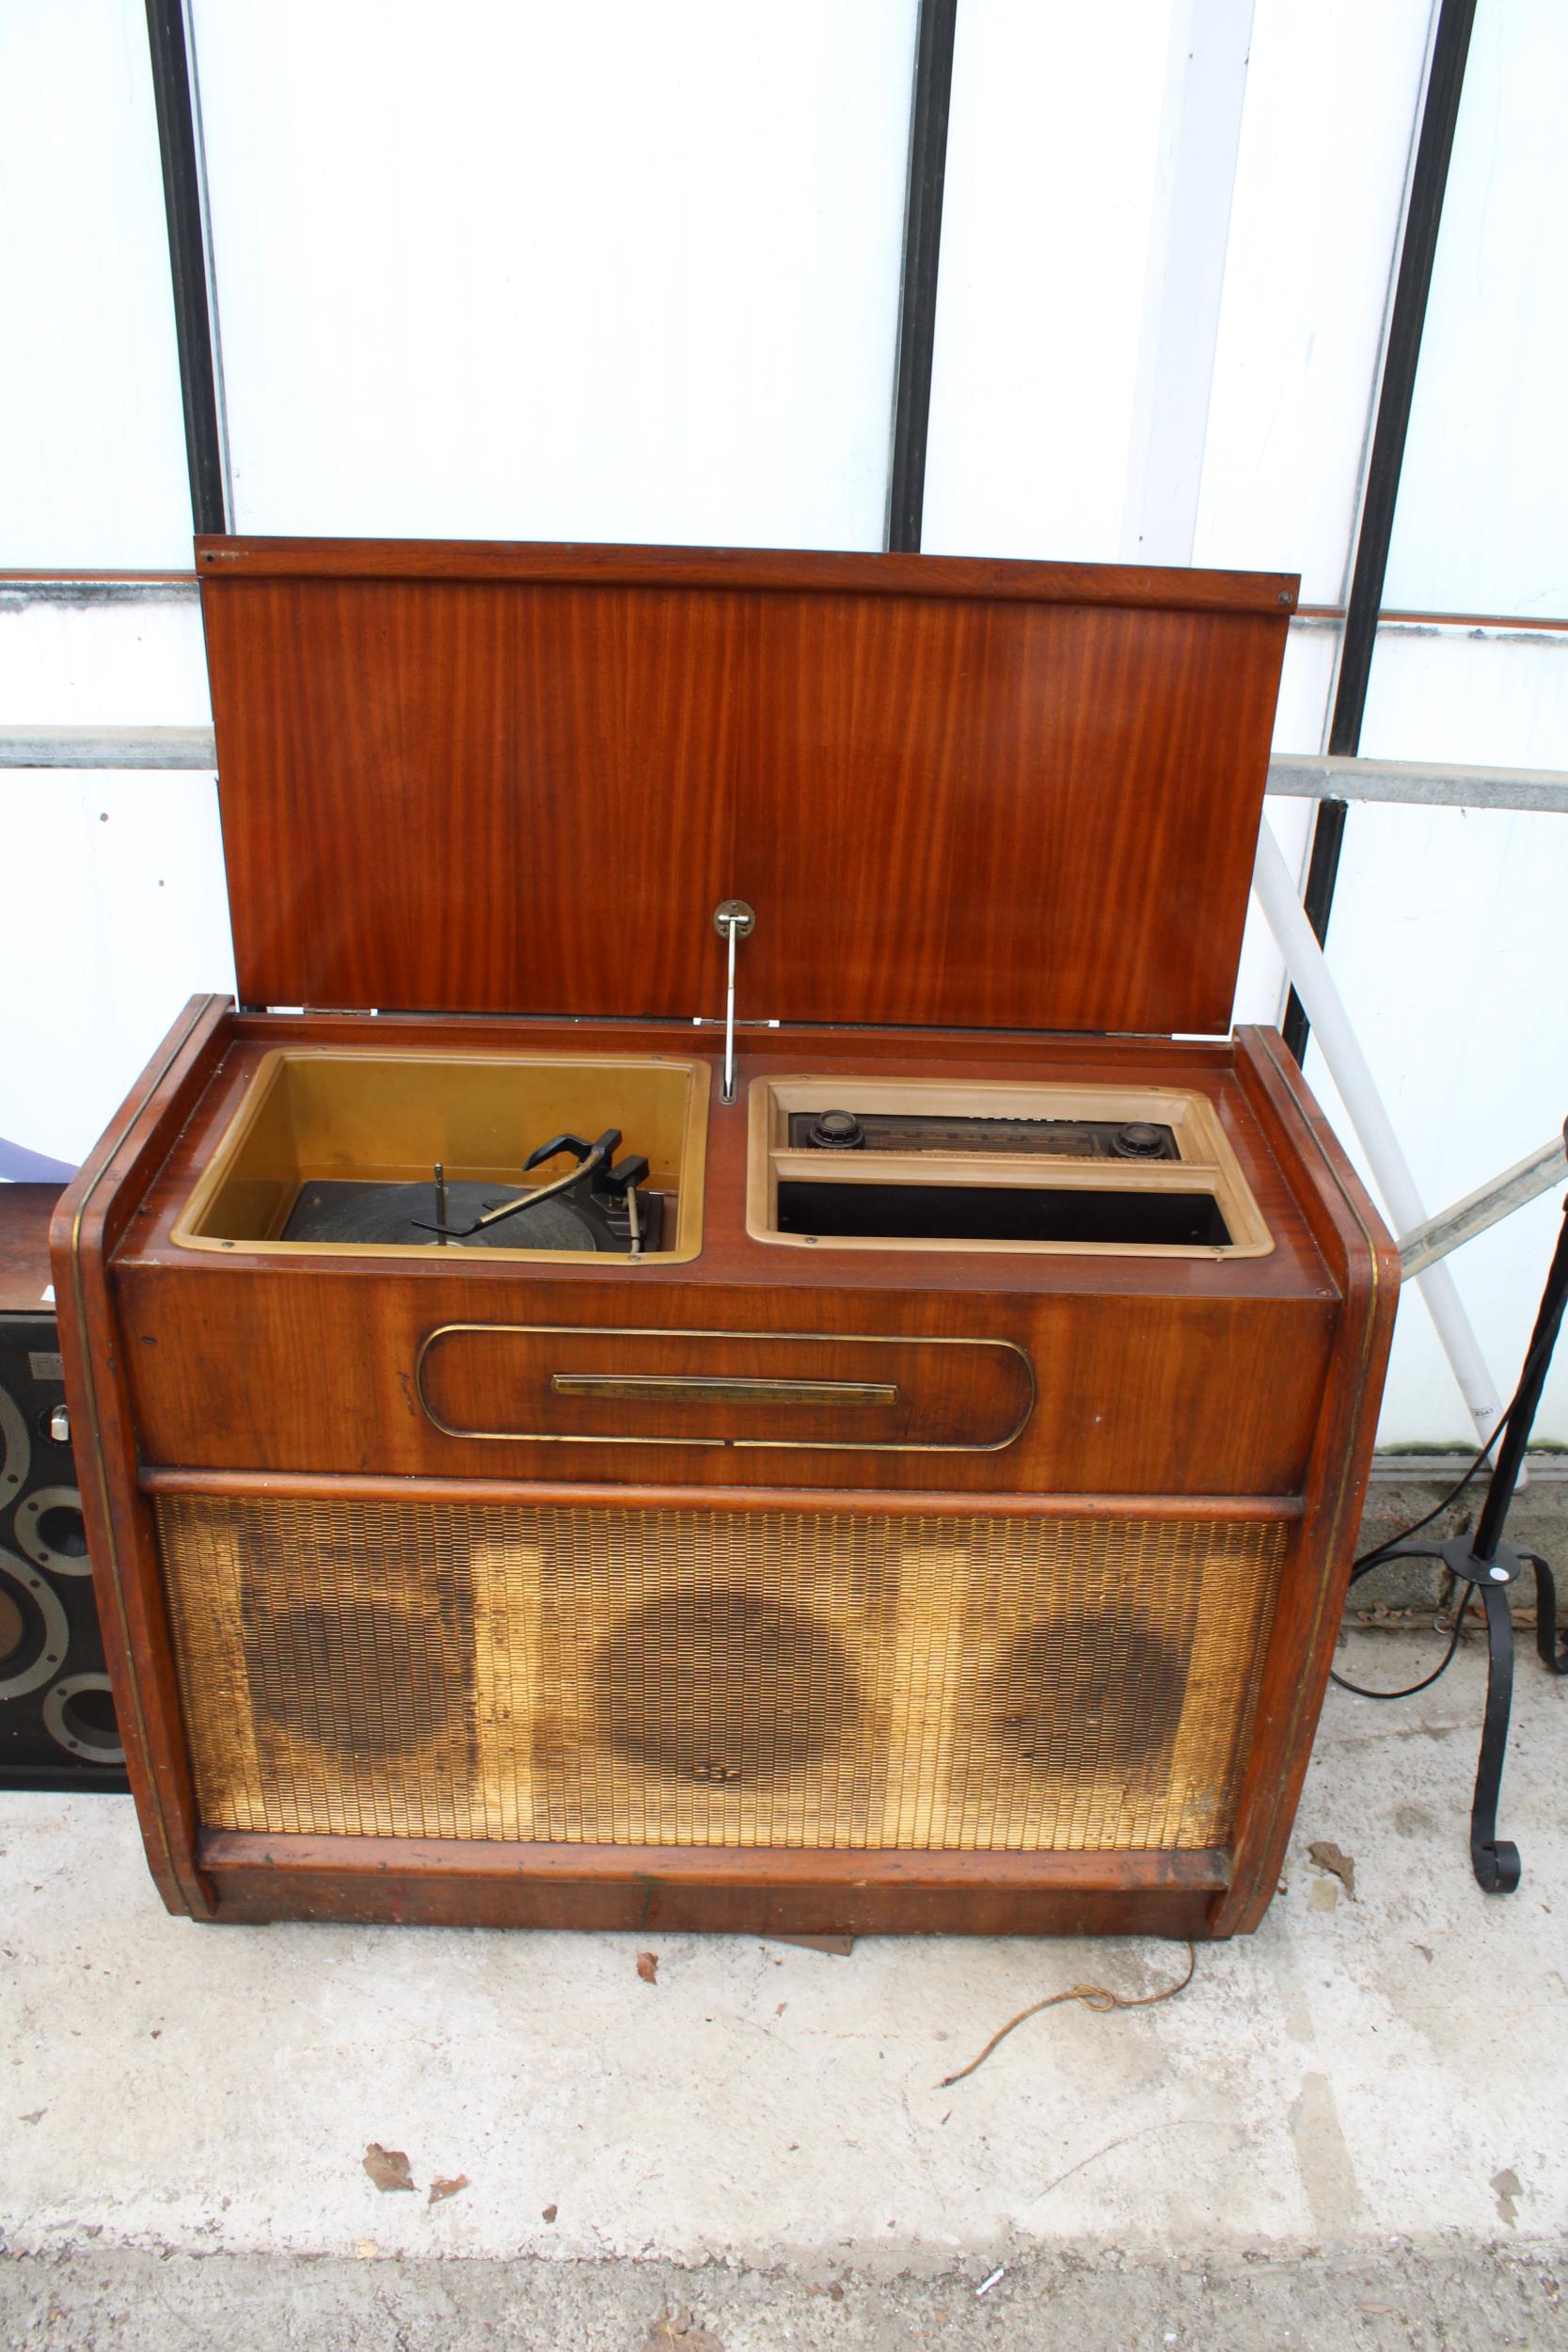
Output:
53,537,1396,1941
174,1046,710,1263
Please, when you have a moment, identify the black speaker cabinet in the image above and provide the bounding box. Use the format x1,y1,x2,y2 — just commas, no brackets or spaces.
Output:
1,1184,127,1790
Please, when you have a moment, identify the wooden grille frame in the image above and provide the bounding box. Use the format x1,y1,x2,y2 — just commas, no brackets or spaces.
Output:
157,1492,1286,1855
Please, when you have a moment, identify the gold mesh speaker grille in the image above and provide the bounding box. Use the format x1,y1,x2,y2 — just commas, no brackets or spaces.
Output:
154,1494,1286,1851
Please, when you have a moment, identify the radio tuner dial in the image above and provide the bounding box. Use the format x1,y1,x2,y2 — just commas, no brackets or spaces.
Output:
808,1109,865,1151
1113,1120,1166,1160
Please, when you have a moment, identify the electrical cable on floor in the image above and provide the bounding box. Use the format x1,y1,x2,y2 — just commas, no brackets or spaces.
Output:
1330,1318,1555,1703
1331,1590,1476,1702
936,1940,1196,2088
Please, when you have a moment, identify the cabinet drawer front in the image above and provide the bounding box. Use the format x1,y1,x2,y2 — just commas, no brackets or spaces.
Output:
416,1325,1034,1454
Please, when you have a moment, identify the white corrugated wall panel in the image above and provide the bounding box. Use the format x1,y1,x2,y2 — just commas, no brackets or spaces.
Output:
0,0,193,568
188,0,918,549
1384,0,1568,619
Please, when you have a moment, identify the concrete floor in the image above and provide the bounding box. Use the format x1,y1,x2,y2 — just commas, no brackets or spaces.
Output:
2,1622,1565,2345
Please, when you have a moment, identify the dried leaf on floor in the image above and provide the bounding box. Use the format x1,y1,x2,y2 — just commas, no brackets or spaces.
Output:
542,2202,558,2223
363,2142,416,2193
427,2173,467,2205
637,1951,659,1984
1307,1841,1356,1899
646,2307,724,2348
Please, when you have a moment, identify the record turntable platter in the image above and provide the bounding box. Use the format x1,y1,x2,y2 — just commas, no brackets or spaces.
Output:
281,1179,610,1252
279,1124,667,1256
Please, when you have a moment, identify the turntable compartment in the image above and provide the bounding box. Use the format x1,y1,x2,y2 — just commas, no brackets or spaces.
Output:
173,1047,708,1263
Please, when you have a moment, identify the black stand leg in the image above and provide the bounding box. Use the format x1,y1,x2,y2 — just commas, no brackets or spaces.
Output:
1525,1554,1568,1676
1471,1575,1521,1895
1344,1172,1568,1895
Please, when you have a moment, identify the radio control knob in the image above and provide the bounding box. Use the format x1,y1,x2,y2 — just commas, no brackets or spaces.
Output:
1113,1121,1166,1160
809,1109,865,1151
48,1404,71,1444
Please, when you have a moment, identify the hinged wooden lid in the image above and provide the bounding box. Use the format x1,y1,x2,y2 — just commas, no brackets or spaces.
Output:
198,538,1295,1036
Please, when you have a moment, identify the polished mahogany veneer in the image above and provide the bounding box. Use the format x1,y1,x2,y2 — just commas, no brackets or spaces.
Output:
52,539,1393,1943
196,537,1295,1038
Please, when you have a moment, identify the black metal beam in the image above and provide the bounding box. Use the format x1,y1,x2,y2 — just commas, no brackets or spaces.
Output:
886,0,958,554
1283,0,1476,1062
144,0,226,536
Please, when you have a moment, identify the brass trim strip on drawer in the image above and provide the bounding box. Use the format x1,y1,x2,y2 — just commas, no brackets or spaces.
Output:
550,1374,899,1408
414,1324,1036,1453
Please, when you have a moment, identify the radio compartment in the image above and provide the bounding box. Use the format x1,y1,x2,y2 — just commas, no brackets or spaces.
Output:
749,1076,1271,1257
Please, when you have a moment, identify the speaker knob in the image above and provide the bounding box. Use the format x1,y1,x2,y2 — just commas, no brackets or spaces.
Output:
809,1109,864,1151
48,1405,70,1444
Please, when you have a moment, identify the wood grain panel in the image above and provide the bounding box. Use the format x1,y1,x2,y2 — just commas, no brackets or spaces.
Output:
101,1009,1338,1499
117,1262,1331,1496
199,1827,1225,1936
198,540,1293,1034
140,1467,1301,1522
0,1184,60,1313
1212,1029,1401,1934
48,995,235,1920
198,536,1295,611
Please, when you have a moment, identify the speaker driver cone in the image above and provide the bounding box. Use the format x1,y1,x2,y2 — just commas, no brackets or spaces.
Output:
0,1379,30,1502
0,1549,70,1700
16,1486,91,1577
42,1673,124,1766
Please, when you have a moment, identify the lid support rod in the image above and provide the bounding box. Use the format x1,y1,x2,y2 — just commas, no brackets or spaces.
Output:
711,899,756,1106
722,916,738,1104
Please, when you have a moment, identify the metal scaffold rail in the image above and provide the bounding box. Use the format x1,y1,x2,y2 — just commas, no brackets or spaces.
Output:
1252,818,1512,1444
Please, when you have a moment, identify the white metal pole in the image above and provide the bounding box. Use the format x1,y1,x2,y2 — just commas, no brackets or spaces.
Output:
1251,817,1505,1443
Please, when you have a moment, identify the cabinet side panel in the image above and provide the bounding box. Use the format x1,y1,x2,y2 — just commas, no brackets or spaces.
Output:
49,996,234,1918
1214,1029,1401,1933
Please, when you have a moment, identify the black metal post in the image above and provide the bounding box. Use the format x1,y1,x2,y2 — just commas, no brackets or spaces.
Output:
144,0,227,536
886,0,958,554
1472,1193,1568,1563
1345,1173,1568,1893
1283,0,1476,1062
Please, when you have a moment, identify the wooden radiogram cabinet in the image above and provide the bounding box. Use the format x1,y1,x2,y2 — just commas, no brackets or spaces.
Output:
53,540,1397,1939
